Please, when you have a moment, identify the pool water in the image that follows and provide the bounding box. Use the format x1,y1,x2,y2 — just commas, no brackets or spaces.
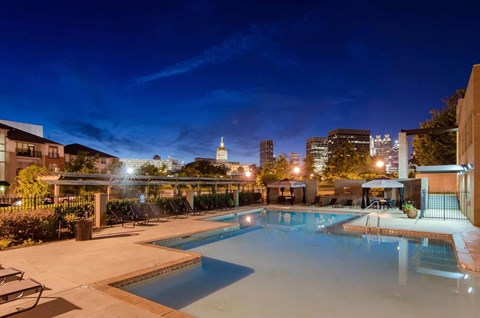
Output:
124,210,479,318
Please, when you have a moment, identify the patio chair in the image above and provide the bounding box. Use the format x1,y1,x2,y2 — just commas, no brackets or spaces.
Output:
0,268,24,285
169,200,188,218
129,204,149,225
110,209,136,228
146,203,169,222
0,278,44,317
387,199,397,209
277,195,287,205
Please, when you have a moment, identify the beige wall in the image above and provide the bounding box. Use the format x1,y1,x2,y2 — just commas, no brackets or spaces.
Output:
457,64,480,226
415,173,457,192
334,179,365,206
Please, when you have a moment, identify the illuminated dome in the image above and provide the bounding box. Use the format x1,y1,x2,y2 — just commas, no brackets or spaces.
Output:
216,137,228,162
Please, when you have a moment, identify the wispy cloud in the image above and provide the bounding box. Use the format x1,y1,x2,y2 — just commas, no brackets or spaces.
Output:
133,24,273,84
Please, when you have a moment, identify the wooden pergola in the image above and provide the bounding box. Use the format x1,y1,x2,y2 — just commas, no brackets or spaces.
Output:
39,172,256,199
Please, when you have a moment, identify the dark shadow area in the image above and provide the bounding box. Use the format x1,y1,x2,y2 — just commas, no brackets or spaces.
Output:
5,297,81,318
92,232,141,240
124,257,254,309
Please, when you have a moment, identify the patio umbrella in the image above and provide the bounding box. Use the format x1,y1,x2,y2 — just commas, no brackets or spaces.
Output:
361,179,404,209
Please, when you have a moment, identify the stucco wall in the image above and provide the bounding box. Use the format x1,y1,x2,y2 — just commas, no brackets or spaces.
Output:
457,64,480,226
415,173,457,192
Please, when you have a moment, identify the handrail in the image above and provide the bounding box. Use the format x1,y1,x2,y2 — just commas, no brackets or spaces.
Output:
364,201,383,234
364,200,380,210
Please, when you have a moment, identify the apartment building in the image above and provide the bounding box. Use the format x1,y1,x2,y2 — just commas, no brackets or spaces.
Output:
64,143,118,174
0,122,64,190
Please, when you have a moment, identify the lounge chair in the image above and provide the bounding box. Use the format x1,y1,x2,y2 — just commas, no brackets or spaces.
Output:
343,199,354,208
146,203,169,222
182,200,200,216
0,268,24,285
130,204,149,225
110,209,135,228
325,198,338,207
308,196,321,206
0,278,44,317
169,200,188,218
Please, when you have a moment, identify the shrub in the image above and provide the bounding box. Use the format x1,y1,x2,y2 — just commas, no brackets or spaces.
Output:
0,238,13,250
0,208,58,244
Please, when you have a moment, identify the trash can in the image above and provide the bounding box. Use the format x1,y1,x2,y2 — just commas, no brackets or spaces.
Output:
75,219,93,241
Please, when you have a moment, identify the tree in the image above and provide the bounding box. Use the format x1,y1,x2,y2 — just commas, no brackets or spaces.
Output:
412,88,465,166
15,165,50,197
178,160,227,177
138,163,166,176
302,155,317,179
257,154,294,186
65,151,99,174
321,142,377,182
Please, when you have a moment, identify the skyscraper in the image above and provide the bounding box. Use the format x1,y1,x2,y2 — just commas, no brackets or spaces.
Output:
216,137,228,162
260,140,274,167
306,137,328,173
290,152,301,165
328,128,370,156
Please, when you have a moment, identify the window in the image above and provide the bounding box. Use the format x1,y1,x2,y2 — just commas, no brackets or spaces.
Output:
48,146,59,159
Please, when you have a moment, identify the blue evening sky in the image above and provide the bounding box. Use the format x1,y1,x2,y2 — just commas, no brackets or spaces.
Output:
1,0,479,164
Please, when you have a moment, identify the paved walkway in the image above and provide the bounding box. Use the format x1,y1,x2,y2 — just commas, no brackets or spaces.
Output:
1,205,479,317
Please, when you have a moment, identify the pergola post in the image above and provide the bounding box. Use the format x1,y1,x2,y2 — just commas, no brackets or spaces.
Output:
398,131,409,179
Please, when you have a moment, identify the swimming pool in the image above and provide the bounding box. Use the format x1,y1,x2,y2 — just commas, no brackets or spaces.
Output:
124,210,479,318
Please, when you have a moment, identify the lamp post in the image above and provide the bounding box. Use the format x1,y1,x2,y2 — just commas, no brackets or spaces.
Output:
375,160,385,175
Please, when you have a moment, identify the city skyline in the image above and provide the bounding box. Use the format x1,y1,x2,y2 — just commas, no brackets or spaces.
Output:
1,1,479,163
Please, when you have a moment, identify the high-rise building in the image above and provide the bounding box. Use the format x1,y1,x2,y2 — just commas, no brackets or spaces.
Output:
306,137,328,173
290,152,301,165
216,137,228,162
260,140,274,167
371,134,398,173
328,128,370,156
373,134,392,158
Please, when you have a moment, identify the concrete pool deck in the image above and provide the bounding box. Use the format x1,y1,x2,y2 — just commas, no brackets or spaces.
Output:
1,205,479,317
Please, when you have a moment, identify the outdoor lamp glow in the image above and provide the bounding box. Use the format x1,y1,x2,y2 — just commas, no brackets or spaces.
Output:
245,171,252,177
293,166,300,174
375,160,385,168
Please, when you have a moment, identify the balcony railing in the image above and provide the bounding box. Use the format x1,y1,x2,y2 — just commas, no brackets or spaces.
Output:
16,150,42,158
48,153,60,159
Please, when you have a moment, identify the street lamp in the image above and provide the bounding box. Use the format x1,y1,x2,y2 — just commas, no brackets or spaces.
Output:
293,166,300,175
375,160,385,168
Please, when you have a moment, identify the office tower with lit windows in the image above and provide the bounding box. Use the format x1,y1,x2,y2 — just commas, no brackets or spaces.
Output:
306,137,328,173
290,152,301,165
327,128,371,156
260,140,274,167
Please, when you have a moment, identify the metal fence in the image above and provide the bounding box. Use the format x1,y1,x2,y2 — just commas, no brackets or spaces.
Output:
0,194,95,211
419,190,469,221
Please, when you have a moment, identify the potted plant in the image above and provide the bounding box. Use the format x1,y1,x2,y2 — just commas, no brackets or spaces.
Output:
402,202,418,219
